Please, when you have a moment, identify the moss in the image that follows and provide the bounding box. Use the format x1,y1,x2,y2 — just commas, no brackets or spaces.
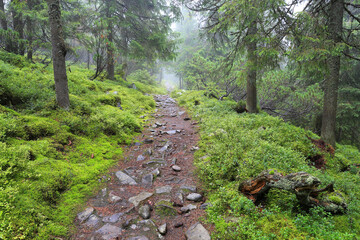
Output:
155,200,177,217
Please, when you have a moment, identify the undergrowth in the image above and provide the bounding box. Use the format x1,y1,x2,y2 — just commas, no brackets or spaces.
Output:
0,52,165,239
172,90,360,239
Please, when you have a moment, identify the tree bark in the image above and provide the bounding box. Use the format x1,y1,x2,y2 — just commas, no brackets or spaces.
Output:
0,0,12,52
246,21,259,113
321,0,344,147
26,0,34,60
106,0,115,80
47,0,70,109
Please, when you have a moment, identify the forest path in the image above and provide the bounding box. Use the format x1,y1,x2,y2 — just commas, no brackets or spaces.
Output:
72,95,211,240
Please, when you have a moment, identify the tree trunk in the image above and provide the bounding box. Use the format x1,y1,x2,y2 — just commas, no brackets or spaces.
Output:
26,0,34,60
106,0,115,80
47,0,70,109
246,22,259,113
321,0,344,147
0,0,12,52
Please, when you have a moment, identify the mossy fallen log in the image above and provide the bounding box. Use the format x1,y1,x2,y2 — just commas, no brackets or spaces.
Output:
239,169,347,214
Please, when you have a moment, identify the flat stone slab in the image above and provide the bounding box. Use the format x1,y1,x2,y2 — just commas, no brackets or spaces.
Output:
142,174,154,187
181,204,197,213
96,224,122,240
180,185,197,193
156,186,172,194
77,207,94,223
85,214,100,227
129,192,154,207
116,171,137,185
185,222,211,240
127,235,149,240
142,159,166,168
102,212,124,223
137,155,146,161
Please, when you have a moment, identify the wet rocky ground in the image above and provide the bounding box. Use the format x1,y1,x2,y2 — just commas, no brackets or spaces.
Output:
72,95,211,240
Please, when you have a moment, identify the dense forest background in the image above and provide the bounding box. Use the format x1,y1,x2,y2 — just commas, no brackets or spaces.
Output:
0,0,360,239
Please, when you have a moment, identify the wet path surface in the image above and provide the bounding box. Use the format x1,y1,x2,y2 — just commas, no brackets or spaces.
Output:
73,95,211,240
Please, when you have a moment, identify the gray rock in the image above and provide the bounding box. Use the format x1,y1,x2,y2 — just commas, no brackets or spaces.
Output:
96,224,122,240
115,171,137,185
181,204,197,213
143,139,154,144
200,203,212,210
181,185,197,193
142,159,166,168
185,222,211,240
134,142,141,146
127,236,149,240
137,155,146,161
156,186,172,194
142,174,154,187
166,130,177,135
129,192,154,207
151,168,160,176
139,204,151,219
124,167,136,175
171,158,177,165
108,191,121,203
102,212,124,223
187,193,203,202
85,214,100,227
158,223,167,235
175,192,184,205
101,188,107,197
77,207,94,223
191,146,200,151
178,111,185,116
172,165,181,172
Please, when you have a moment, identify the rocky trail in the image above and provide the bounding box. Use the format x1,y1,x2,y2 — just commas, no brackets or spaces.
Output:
73,95,212,240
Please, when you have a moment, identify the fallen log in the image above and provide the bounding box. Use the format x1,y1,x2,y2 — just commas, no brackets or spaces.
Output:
239,170,347,214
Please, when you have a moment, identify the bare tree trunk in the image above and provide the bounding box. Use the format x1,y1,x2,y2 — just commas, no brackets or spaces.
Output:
321,0,344,147
246,22,259,113
0,0,11,52
105,0,115,80
47,0,70,109
26,0,34,60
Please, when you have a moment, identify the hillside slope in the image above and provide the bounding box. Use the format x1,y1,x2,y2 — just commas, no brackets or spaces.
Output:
0,52,165,239
172,90,360,239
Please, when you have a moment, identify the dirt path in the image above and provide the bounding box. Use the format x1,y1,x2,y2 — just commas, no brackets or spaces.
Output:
72,95,211,240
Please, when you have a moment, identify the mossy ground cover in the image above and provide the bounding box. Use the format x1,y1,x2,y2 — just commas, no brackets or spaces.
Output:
172,90,360,239
0,52,165,239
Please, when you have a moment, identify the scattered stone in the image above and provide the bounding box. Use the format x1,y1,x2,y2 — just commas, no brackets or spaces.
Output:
185,222,211,240
181,204,197,213
191,146,200,151
184,117,191,121
155,122,163,127
155,200,178,216
178,111,185,116
142,159,166,168
85,215,100,227
139,204,151,219
144,148,153,156
124,167,136,175
143,227,150,231
166,130,177,135
129,192,154,207
127,236,149,240
101,188,107,197
108,191,121,203
134,142,141,146
158,223,167,235
171,114,177,117
173,192,184,206
137,155,146,161
172,165,181,172
174,222,183,228
130,224,138,230
171,158,177,165
187,193,203,202
176,130,182,133
77,207,94,223
96,224,122,240
151,168,160,176
156,186,172,194
142,174,154,187
116,171,137,185
102,212,124,223
180,185,197,193
122,217,137,229
143,139,154,144
200,203,212,210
